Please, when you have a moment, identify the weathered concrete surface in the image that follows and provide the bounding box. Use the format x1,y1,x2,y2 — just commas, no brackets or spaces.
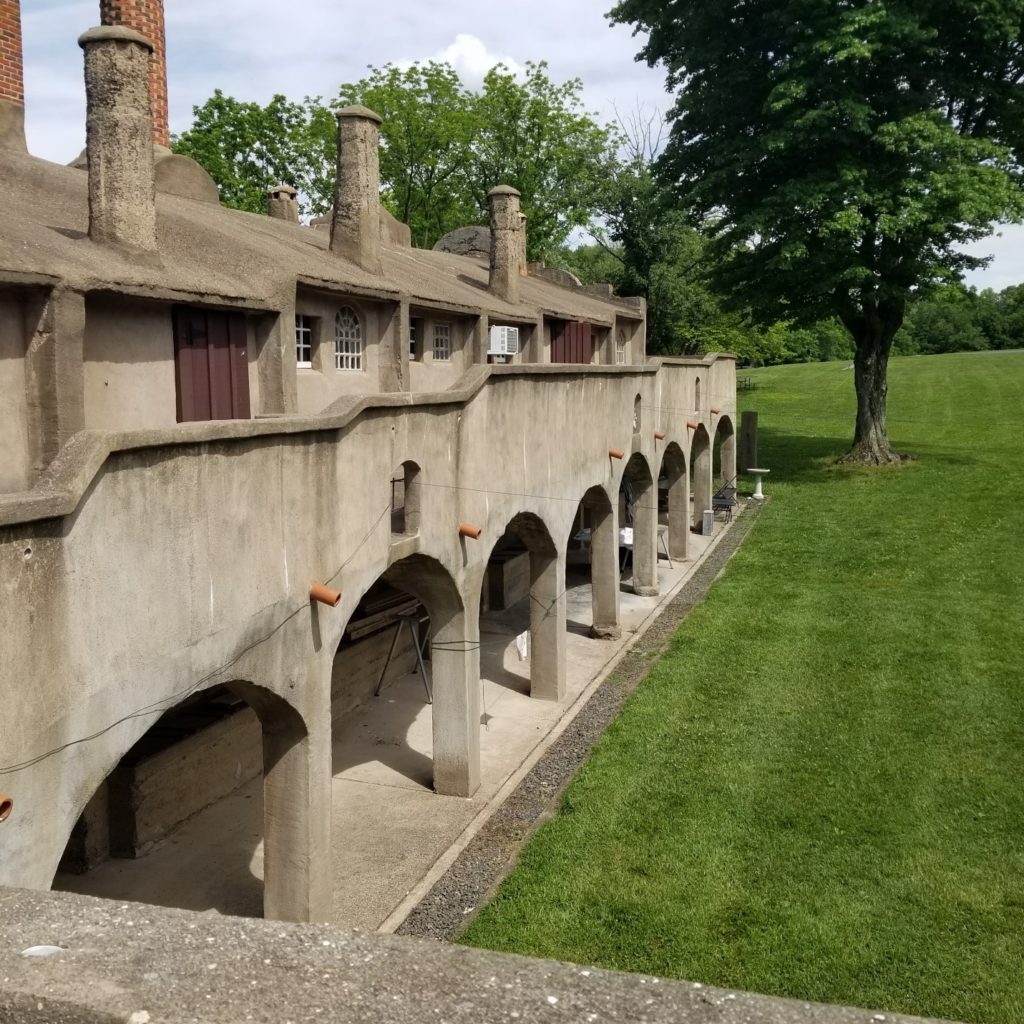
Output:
330,106,383,274
488,185,522,304
0,886,955,1024
433,224,490,259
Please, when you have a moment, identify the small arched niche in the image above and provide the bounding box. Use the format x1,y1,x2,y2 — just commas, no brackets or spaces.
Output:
391,461,422,536
633,394,642,435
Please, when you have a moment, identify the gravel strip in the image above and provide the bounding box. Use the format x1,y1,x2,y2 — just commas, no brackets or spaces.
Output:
397,500,765,942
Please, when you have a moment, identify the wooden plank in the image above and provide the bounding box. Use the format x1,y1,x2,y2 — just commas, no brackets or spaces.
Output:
227,312,251,419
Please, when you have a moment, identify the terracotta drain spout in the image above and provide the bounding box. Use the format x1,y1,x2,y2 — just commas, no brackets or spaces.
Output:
459,522,483,540
310,581,341,607
654,431,666,441
608,448,625,460
0,794,12,822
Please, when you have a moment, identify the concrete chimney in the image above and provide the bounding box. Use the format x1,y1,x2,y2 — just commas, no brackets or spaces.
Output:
0,0,26,151
518,213,528,278
100,0,169,147
489,185,522,304
330,106,383,275
79,26,157,251
268,183,299,223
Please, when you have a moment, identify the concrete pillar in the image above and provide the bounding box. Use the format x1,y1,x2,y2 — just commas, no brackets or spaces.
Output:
100,0,169,147
630,474,659,596
488,185,522,305
267,183,299,222
721,424,738,484
472,312,490,366
79,26,157,252
692,436,713,530
517,213,528,277
529,549,567,700
24,288,85,476
587,495,621,640
431,610,480,797
378,301,405,393
255,309,295,415
0,0,27,151
330,106,383,275
739,411,758,474
664,457,689,561
260,711,332,923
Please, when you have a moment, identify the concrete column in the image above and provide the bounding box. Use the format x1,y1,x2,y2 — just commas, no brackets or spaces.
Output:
721,425,738,484
692,437,713,529
267,183,299,222
588,497,621,640
79,26,157,252
24,288,85,477
488,185,522,305
330,106,383,275
471,312,489,366
378,301,405,393
631,475,659,596
260,710,332,923
665,460,689,561
529,549,567,700
255,309,295,415
739,411,758,473
0,0,27,152
431,609,480,797
517,213,528,277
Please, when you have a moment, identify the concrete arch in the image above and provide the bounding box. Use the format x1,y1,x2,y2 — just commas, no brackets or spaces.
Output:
482,511,565,701
53,678,326,924
660,441,689,561
333,552,478,797
690,424,713,529
576,483,620,639
621,452,658,596
713,414,737,488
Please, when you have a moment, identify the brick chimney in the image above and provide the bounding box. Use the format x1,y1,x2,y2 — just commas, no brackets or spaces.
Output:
79,26,157,251
330,106,383,275
100,0,169,147
488,185,522,304
0,0,26,151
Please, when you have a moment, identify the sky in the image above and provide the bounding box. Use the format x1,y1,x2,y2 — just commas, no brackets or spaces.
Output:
20,0,1023,290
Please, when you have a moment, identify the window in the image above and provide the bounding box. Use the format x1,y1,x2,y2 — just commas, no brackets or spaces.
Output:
695,376,702,411
432,322,451,361
616,330,627,365
295,315,313,368
334,306,362,371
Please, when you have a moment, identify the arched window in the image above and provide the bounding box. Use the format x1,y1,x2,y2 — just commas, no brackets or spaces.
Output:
616,330,627,365
633,393,642,434
695,376,702,412
334,306,362,371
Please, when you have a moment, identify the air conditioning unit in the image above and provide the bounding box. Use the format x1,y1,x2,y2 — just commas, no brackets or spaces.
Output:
488,325,520,357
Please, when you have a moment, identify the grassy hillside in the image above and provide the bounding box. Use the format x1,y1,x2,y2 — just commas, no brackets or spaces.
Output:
461,352,1024,1024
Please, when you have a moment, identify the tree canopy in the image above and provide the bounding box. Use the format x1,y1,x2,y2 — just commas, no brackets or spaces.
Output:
610,0,1024,462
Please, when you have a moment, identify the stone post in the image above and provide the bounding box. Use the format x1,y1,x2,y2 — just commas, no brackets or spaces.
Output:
739,410,758,473
488,185,522,304
0,0,26,151
79,26,157,252
517,213,528,277
630,474,659,597
587,492,621,640
267,183,299,223
529,549,567,700
330,106,383,275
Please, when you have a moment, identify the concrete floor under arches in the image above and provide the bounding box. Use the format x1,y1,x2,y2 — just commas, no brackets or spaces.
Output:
55,516,734,931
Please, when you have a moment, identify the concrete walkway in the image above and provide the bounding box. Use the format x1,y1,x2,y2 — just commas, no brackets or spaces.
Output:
57,522,733,930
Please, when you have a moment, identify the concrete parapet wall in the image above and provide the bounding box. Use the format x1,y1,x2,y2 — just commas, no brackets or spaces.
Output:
0,887,954,1024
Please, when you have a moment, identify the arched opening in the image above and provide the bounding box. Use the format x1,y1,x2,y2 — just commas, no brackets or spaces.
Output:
53,681,321,923
390,460,422,535
331,553,477,798
620,453,659,596
695,376,702,413
713,415,737,490
565,484,620,640
479,512,565,701
690,424,713,531
633,393,642,434
659,442,689,560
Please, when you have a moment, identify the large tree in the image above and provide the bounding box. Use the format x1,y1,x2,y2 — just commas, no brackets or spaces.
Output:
610,0,1024,463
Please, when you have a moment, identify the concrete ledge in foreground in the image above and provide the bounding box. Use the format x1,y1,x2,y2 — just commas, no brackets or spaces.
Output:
0,888,956,1024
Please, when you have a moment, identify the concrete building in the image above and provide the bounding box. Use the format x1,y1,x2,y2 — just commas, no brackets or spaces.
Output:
0,0,737,924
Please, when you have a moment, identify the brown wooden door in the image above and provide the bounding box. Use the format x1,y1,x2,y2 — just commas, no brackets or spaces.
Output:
173,308,251,422
550,320,593,364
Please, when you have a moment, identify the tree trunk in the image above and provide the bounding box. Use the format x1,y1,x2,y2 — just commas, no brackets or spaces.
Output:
840,321,902,466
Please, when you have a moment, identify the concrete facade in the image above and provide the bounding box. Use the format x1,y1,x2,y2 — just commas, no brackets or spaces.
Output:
0,3,738,929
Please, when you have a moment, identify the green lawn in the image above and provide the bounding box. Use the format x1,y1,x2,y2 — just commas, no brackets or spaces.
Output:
461,352,1024,1024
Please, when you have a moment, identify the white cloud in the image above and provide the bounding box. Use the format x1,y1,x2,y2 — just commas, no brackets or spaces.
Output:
432,34,524,88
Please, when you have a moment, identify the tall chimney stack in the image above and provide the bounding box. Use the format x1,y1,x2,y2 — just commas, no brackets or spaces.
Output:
330,106,383,274
489,185,522,304
100,0,169,147
0,0,26,151
79,26,157,251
